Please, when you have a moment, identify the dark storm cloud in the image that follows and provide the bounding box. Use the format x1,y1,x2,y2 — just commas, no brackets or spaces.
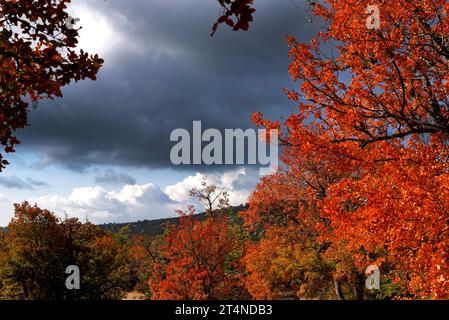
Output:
95,169,137,185
0,176,49,190
26,177,50,188
17,0,322,170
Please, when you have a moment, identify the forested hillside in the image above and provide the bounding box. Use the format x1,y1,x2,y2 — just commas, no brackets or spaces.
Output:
100,205,247,236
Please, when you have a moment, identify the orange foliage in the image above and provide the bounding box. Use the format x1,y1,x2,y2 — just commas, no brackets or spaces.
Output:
249,0,449,299
149,207,248,300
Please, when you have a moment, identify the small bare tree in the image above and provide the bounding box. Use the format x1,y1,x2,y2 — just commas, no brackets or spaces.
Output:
189,179,230,216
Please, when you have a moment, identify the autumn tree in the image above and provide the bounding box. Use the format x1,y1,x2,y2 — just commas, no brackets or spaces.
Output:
0,0,103,170
252,0,449,298
0,202,130,300
241,128,382,300
126,233,165,297
149,182,249,300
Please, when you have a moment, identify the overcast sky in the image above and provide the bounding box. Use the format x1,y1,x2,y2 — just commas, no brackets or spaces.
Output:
0,0,321,226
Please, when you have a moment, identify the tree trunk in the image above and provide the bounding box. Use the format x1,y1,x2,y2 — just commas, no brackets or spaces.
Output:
353,274,365,300
334,279,345,300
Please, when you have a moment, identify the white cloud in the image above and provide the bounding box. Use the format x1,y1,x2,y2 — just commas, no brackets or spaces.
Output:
29,183,178,224
67,2,124,56
164,168,258,209
23,168,259,224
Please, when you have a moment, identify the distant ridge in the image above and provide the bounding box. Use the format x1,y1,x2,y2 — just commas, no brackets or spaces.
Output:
99,205,247,236
0,205,247,236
